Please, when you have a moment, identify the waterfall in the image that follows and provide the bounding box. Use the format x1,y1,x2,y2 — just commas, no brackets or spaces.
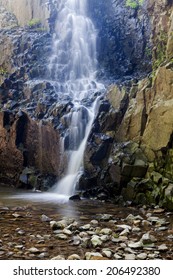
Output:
49,0,104,197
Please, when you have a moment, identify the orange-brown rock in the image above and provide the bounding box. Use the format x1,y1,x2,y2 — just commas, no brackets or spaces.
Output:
0,111,60,185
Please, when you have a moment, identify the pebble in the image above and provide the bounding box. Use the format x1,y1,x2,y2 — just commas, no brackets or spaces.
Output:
63,229,72,236
28,247,40,254
102,250,112,258
137,253,147,260
85,252,102,260
125,254,136,260
90,220,99,226
51,255,65,260
114,253,122,260
132,227,141,233
38,252,49,259
119,228,130,236
155,227,168,232
128,241,143,249
99,214,113,221
91,235,102,247
141,233,157,244
158,244,168,251
68,254,81,260
100,228,112,235
50,220,67,230
79,224,91,231
41,214,51,222
142,220,152,227
100,235,110,242
55,234,68,240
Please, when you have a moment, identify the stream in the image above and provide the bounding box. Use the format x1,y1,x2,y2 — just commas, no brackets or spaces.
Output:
0,186,173,260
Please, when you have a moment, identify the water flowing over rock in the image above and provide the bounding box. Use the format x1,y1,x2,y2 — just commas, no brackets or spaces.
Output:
49,0,104,196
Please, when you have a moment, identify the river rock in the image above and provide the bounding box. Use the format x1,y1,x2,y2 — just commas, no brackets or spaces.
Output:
141,233,157,244
41,214,51,222
132,227,141,233
63,229,72,235
100,235,110,242
85,252,103,260
158,244,168,251
98,214,113,221
55,234,68,240
79,224,91,231
137,253,147,260
124,254,136,260
50,220,67,230
119,228,130,236
67,254,81,260
51,255,65,260
28,247,40,254
102,249,112,258
128,241,143,249
90,220,99,226
91,235,102,247
100,228,112,235
114,253,122,260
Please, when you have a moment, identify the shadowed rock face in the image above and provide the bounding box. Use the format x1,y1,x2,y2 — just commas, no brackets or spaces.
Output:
0,111,60,186
88,0,152,79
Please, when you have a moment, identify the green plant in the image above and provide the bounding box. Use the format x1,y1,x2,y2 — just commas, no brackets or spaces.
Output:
0,67,8,76
28,18,41,29
125,0,144,9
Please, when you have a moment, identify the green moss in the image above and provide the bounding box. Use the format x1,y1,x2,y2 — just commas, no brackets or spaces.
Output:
28,18,41,29
0,67,8,76
125,0,144,9
152,31,168,81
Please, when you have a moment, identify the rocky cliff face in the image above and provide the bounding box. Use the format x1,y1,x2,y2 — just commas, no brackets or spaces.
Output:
0,0,55,30
91,0,173,209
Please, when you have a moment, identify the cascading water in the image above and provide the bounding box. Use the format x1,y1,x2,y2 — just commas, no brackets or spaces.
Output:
49,0,104,197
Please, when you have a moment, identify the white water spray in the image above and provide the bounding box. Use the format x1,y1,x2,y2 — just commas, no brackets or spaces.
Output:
50,0,104,196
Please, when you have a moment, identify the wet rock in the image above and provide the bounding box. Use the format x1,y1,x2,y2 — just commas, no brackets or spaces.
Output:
70,236,81,246
155,227,168,232
132,227,141,233
114,253,122,260
41,214,51,222
28,247,40,254
125,254,136,260
50,220,67,230
69,195,81,200
158,244,168,251
90,220,99,226
128,241,143,249
116,224,132,231
102,249,112,258
51,255,65,260
85,252,103,260
55,234,68,240
98,214,113,221
38,252,49,259
63,229,72,236
91,235,103,247
67,254,81,260
100,228,112,235
141,233,157,244
119,228,130,236
100,235,110,242
137,253,147,260
153,208,165,214
79,224,91,231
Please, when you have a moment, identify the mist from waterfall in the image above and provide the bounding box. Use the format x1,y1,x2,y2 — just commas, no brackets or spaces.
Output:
49,0,104,197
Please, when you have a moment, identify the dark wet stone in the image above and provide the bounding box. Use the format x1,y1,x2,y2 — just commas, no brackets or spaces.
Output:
69,195,81,200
